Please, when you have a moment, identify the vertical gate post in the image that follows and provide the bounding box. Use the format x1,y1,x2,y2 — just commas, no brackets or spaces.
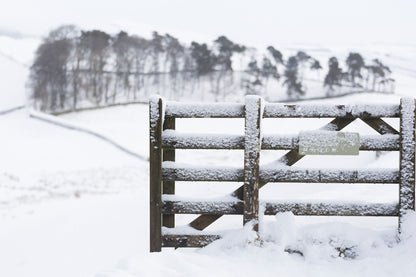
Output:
243,96,263,231
399,97,416,230
163,117,175,228
149,96,163,252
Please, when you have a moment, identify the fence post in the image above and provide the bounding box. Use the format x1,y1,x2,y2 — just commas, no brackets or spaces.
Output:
149,96,163,252
243,96,263,231
163,117,175,228
399,97,416,230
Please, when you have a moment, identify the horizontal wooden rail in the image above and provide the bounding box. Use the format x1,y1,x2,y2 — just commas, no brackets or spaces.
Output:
165,103,244,118
162,199,399,216
164,103,400,118
162,164,399,183
151,97,415,251
263,202,399,216
162,131,399,151
162,131,244,149
162,234,221,248
263,103,400,118
261,168,399,183
162,163,244,181
163,199,243,214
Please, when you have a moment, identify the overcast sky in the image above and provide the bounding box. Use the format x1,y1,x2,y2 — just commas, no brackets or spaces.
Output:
1,0,415,47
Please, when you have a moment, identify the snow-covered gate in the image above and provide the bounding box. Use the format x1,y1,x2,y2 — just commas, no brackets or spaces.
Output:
149,96,415,252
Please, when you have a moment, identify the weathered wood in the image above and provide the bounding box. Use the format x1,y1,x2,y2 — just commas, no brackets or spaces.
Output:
243,96,262,230
149,96,163,252
189,117,355,230
261,168,398,184
162,200,398,217
156,100,407,248
162,132,245,149
162,199,243,214
162,132,399,151
361,118,399,135
164,103,399,118
163,118,175,228
165,103,244,118
162,235,221,248
189,214,222,231
162,166,244,181
263,103,399,118
399,98,416,229
264,202,399,216
162,165,398,184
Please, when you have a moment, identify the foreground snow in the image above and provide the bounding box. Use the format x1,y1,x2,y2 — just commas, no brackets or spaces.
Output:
101,213,416,277
0,192,147,277
2,96,416,276
2,192,415,277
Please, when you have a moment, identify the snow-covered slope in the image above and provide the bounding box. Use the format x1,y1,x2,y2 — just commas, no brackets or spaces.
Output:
0,93,413,277
0,35,38,110
1,35,416,277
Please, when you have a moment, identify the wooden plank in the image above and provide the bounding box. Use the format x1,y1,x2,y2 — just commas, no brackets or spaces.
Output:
264,202,399,216
162,132,245,149
162,235,221,248
399,98,416,229
261,168,399,184
162,199,243,214
163,118,175,228
164,102,399,118
359,135,399,151
263,134,399,151
165,103,244,118
162,132,399,151
361,118,399,135
188,117,355,230
149,96,163,252
162,200,398,216
263,103,400,118
162,166,243,181
243,96,262,230
163,165,398,183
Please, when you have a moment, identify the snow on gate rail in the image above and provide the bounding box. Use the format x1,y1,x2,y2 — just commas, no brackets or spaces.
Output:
149,95,416,252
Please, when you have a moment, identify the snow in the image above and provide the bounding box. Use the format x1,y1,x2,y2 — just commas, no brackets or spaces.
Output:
30,109,146,160
0,35,38,110
2,100,415,277
162,132,399,151
162,130,244,149
96,213,416,277
162,161,243,182
399,97,416,214
165,102,245,118
0,193,147,277
264,103,399,118
2,34,416,276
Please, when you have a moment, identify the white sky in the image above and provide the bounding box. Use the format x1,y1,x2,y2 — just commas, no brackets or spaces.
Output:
1,0,415,47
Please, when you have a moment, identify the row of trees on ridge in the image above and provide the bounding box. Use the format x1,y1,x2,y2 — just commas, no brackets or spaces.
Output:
28,25,395,112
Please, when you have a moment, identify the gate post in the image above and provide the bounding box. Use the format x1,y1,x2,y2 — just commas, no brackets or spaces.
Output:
149,96,163,252
243,96,263,231
399,97,416,230
163,117,175,228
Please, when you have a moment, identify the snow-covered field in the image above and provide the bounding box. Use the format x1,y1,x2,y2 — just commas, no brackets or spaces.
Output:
1,34,416,276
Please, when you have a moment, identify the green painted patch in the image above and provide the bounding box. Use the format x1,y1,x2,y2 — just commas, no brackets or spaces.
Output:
299,131,360,155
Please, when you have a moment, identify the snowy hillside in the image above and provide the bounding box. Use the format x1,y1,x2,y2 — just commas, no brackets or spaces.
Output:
1,34,416,276
0,35,38,110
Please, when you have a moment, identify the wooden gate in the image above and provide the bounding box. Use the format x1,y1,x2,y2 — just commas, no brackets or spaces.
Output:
149,95,415,252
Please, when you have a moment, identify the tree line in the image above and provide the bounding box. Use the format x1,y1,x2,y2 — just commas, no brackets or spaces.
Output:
28,25,395,112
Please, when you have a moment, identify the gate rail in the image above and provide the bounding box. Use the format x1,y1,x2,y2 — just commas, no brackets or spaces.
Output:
149,96,415,252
